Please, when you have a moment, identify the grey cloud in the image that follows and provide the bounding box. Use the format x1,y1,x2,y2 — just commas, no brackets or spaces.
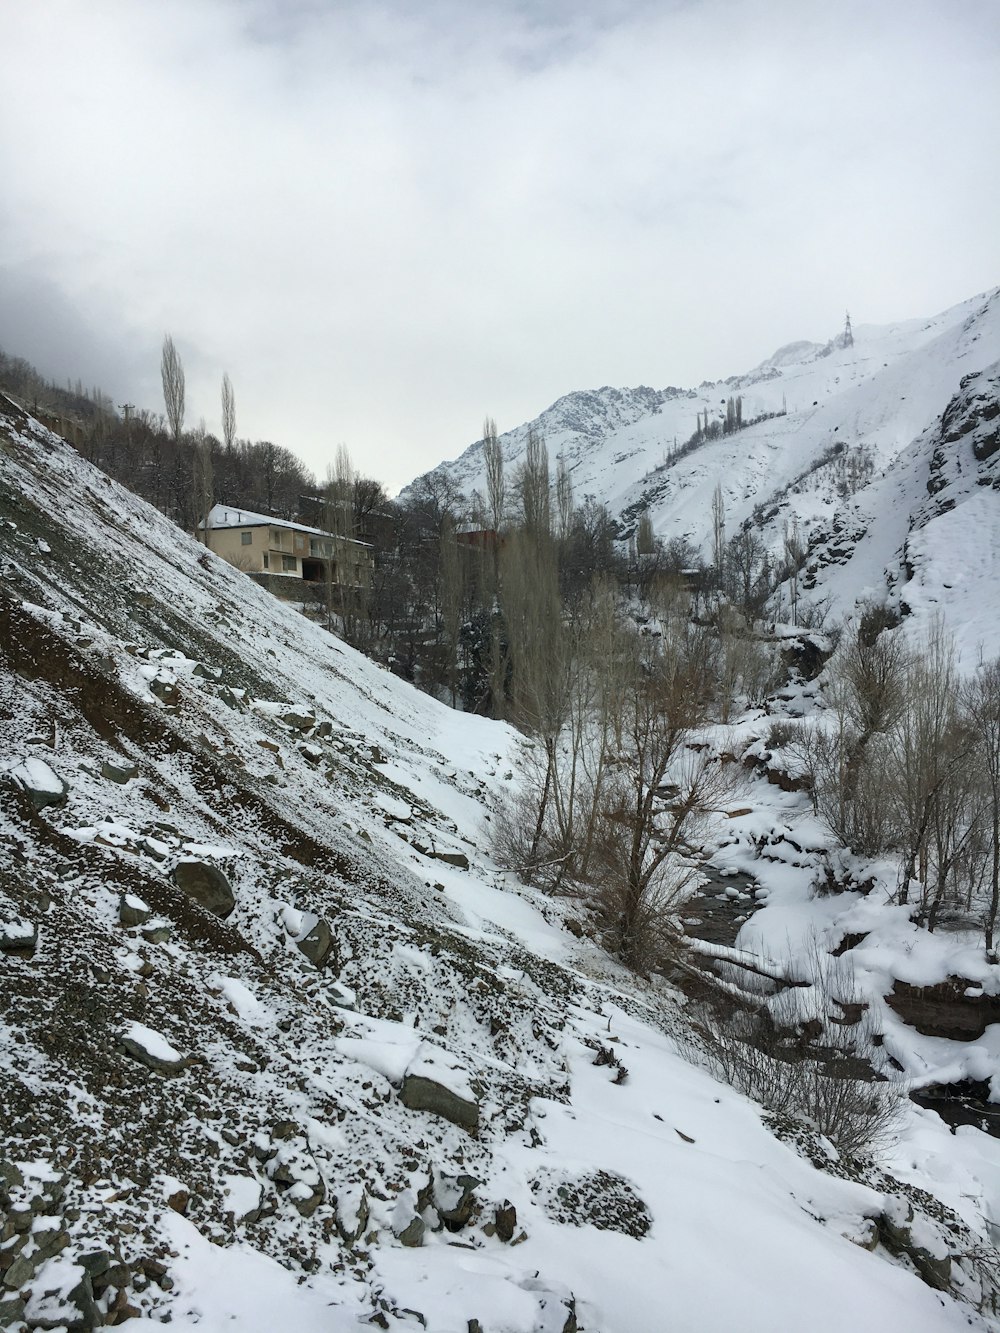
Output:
1,0,997,491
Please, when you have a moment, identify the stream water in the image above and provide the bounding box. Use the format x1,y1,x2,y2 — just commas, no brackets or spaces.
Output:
681,867,763,948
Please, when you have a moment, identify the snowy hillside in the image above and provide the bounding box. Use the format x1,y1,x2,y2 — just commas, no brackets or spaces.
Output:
5,395,1000,1332
405,288,1000,573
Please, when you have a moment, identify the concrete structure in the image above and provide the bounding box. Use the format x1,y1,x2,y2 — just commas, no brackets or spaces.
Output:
200,504,373,594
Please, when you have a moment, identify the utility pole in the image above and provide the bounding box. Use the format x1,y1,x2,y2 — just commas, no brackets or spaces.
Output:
119,402,134,449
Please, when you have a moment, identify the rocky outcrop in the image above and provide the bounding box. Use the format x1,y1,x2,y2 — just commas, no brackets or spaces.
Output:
886,976,1000,1041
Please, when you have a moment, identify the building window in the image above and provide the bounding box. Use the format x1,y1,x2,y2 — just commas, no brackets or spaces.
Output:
262,553,269,569
241,531,252,545
282,555,297,572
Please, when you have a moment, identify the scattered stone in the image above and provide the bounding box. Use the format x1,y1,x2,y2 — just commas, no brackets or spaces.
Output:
101,758,139,784
141,921,172,945
217,685,245,710
10,757,68,810
119,894,152,927
193,663,222,680
263,1134,325,1217
172,859,236,918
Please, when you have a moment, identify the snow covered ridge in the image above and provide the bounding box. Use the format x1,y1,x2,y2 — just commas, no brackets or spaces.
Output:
403,286,1000,560
4,395,1000,1330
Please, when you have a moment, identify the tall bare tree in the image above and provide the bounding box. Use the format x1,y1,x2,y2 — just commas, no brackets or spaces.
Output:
482,416,505,534
160,334,185,445
221,372,236,452
519,428,550,540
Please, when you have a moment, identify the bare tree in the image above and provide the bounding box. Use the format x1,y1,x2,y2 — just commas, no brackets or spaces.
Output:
161,334,185,445
221,372,236,452
192,423,214,545
964,661,1000,953
711,482,725,586
482,416,505,534
556,455,574,546
518,428,550,540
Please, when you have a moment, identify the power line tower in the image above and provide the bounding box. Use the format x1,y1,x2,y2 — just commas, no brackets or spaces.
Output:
842,310,854,348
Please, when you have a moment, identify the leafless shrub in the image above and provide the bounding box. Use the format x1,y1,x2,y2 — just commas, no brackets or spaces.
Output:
686,945,904,1156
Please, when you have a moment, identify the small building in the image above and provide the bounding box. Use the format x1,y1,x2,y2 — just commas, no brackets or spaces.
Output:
200,504,373,592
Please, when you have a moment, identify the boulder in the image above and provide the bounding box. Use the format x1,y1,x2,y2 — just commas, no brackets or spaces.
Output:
297,917,333,968
0,919,38,956
876,1198,953,1291
148,673,180,706
10,757,67,810
335,1184,369,1243
119,894,151,927
400,1047,480,1132
281,708,316,732
391,1192,425,1248
433,850,469,870
101,758,139,784
23,1257,101,1330
494,1200,517,1243
433,1172,479,1231
120,1022,189,1076
172,859,236,918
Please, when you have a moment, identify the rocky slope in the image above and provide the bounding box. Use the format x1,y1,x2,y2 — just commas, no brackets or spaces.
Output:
3,396,1000,1331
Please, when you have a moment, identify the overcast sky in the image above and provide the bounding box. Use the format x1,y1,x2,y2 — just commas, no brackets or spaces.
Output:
2,0,998,492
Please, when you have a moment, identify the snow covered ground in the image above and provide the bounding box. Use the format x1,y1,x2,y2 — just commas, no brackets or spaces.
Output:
3,393,1000,1330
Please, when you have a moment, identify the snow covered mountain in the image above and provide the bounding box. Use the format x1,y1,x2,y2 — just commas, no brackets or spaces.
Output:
405,288,1000,635
5,394,1000,1332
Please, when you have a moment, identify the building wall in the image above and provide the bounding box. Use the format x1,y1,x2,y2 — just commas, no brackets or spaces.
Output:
207,526,294,574
207,521,375,584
